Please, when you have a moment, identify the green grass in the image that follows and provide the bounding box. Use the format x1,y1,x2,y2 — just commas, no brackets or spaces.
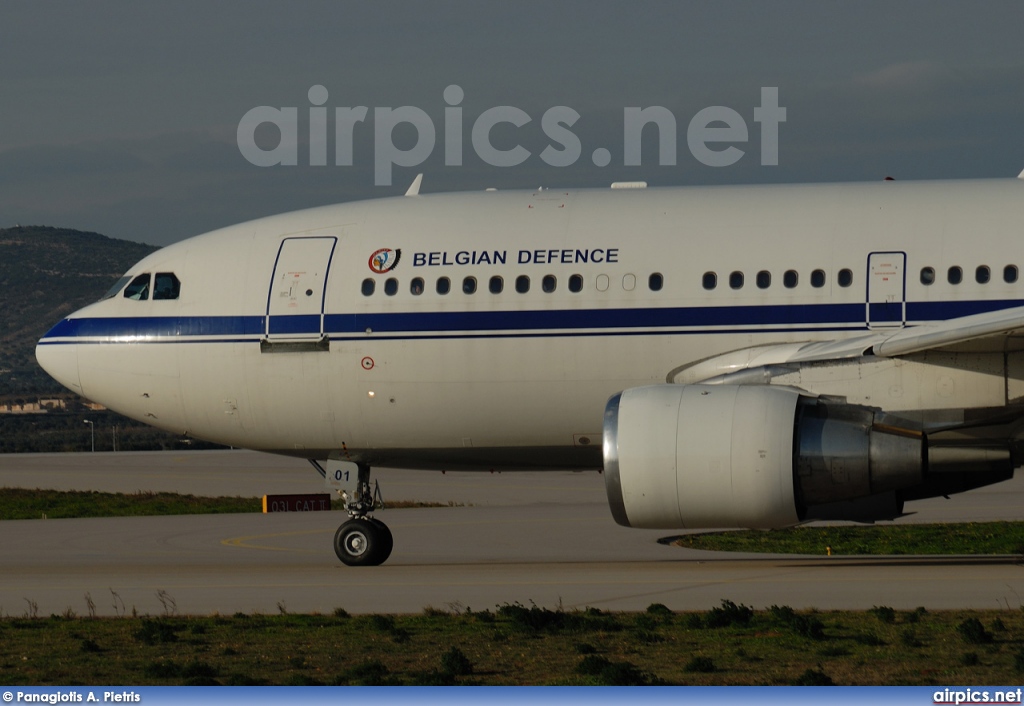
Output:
0,488,455,520
673,522,1024,555
0,488,259,520
2,603,1024,685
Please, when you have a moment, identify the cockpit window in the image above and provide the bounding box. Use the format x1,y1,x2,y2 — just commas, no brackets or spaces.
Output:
123,274,151,301
153,273,181,300
101,276,132,301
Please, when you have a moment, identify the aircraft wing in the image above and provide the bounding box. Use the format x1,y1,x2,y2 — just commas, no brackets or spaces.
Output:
672,304,1024,385
872,304,1024,357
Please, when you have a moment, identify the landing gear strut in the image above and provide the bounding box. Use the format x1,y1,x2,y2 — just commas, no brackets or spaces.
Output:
311,461,392,566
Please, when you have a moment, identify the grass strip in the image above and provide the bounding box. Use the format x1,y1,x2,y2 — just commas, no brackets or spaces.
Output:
0,488,454,520
0,488,258,519
673,522,1024,555
2,603,1024,685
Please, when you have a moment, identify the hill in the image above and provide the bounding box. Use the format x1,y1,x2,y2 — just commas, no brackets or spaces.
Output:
0,225,157,396
0,227,223,452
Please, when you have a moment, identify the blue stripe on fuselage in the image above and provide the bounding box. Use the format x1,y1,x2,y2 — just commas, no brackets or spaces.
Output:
40,316,266,340
36,299,1024,343
338,301,863,334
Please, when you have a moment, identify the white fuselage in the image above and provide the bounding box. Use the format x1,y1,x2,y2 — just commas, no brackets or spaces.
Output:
36,179,1024,469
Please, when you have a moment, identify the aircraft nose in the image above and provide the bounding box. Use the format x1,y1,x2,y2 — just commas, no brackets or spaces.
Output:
36,325,83,395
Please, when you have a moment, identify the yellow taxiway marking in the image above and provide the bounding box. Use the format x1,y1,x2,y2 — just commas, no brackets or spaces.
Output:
222,528,329,552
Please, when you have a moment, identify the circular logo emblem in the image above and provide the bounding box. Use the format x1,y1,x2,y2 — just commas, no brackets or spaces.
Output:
369,248,401,274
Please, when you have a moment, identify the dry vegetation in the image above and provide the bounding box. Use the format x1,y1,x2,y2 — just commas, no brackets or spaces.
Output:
2,602,1024,685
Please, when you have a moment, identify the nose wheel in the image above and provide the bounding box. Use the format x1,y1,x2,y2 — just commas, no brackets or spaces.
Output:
310,460,394,566
334,517,393,566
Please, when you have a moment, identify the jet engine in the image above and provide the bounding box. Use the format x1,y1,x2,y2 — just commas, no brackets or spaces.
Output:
602,384,1013,529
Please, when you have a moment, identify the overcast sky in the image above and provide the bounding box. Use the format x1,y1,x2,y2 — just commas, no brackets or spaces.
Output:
2,0,1023,245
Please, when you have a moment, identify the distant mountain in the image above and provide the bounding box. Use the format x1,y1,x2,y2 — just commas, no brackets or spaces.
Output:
0,226,158,396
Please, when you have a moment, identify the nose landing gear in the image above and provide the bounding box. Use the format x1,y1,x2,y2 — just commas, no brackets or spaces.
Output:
311,460,393,566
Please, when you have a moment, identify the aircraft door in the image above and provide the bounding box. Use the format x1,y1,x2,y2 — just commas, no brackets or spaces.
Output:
866,251,906,329
266,237,337,340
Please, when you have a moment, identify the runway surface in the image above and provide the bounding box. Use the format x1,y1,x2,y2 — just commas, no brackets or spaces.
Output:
1,450,1023,616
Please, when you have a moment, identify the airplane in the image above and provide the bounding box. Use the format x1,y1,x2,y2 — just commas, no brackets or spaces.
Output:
36,173,1024,566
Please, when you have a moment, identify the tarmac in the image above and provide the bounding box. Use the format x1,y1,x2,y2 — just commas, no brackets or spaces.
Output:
0,450,1022,616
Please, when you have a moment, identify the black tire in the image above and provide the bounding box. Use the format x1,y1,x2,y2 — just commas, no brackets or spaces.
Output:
334,518,390,566
368,518,394,563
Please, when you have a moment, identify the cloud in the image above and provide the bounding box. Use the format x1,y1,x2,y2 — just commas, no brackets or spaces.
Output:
0,144,149,182
854,61,940,90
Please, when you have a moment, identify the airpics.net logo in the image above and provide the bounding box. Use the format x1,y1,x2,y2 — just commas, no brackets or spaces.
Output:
236,85,786,186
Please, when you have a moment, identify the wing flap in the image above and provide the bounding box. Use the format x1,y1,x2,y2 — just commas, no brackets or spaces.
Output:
873,304,1024,357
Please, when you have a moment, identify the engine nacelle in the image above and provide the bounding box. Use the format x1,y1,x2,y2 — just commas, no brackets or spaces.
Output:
602,384,937,529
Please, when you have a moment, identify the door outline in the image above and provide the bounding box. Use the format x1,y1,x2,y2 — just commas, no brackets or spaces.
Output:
265,236,338,340
865,251,906,329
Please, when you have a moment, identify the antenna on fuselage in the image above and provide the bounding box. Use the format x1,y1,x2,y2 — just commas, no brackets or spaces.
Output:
405,173,423,196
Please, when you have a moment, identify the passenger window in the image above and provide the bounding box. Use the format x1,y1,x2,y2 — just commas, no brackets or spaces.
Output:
783,270,798,288
649,273,663,291
102,276,132,301
568,274,583,293
756,270,771,289
542,275,557,293
920,267,935,285
410,277,424,295
838,269,853,287
489,276,503,294
976,265,990,284
384,278,398,296
1005,265,1019,284
463,276,477,294
361,278,375,296
436,277,451,295
729,271,743,290
515,275,530,293
948,266,962,285
810,269,826,288
123,274,151,301
702,272,717,290
153,273,180,300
